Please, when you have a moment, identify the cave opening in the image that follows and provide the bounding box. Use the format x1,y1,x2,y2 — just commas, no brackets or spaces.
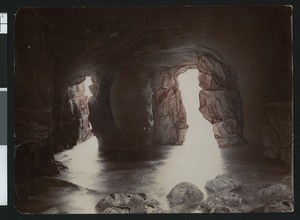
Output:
83,76,93,98
172,68,223,187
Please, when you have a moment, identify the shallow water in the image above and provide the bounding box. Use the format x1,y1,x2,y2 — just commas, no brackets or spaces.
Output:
50,70,291,214
54,132,225,213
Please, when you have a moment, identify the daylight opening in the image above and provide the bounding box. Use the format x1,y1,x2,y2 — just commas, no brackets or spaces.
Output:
176,69,223,185
84,76,93,98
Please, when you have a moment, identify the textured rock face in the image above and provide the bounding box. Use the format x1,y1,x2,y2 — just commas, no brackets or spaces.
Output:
150,54,245,147
89,73,121,141
262,102,292,166
167,182,204,206
151,68,189,145
200,192,242,213
205,174,242,193
67,81,93,143
198,55,244,147
257,184,293,203
95,193,165,214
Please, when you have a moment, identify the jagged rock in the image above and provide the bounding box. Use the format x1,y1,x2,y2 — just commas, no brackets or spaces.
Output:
95,193,165,214
152,69,189,145
41,207,67,214
257,184,292,203
200,192,242,213
205,174,242,193
167,182,204,206
249,200,294,213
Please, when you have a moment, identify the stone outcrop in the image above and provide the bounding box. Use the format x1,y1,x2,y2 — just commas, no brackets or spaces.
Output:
95,193,165,214
151,68,189,145
89,73,121,142
205,174,242,193
66,81,93,143
198,55,244,147
257,184,293,203
261,102,293,166
200,192,242,213
166,182,204,206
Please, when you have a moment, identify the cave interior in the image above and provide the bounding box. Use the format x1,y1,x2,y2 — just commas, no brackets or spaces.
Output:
14,7,293,214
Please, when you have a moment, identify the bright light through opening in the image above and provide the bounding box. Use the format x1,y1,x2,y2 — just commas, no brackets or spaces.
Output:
178,69,218,147
84,76,93,98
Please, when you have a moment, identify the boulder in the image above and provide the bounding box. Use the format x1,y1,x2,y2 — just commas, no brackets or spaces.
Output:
167,182,204,206
95,193,165,214
200,192,242,213
257,184,293,203
205,174,242,193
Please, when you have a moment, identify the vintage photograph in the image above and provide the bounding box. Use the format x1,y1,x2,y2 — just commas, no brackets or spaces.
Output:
14,6,293,214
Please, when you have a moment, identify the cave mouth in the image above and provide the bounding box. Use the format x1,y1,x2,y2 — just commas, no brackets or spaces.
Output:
177,69,218,148
177,69,222,171
83,76,93,98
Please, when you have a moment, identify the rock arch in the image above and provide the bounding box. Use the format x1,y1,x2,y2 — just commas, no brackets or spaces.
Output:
151,52,245,148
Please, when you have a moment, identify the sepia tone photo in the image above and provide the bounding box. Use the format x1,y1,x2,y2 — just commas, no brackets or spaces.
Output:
14,6,293,214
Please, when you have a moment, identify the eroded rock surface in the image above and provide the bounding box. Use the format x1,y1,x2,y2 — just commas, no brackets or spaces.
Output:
167,182,204,206
257,184,293,203
198,55,244,147
205,174,242,193
262,102,292,166
95,193,165,214
200,192,242,213
151,68,189,145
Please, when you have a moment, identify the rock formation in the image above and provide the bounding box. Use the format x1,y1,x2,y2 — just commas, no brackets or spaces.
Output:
205,174,242,193
257,184,293,203
95,193,165,214
166,182,204,206
262,102,293,166
200,192,242,213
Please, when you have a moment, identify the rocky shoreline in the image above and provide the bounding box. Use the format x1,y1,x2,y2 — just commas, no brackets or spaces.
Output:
15,171,293,214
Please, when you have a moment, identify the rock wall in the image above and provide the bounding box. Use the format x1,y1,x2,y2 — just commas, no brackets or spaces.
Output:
55,81,93,149
14,10,54,143
88,72,121,142
151,68,188,145
262,102,293,166
110,71,154,145
198,54,244,147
